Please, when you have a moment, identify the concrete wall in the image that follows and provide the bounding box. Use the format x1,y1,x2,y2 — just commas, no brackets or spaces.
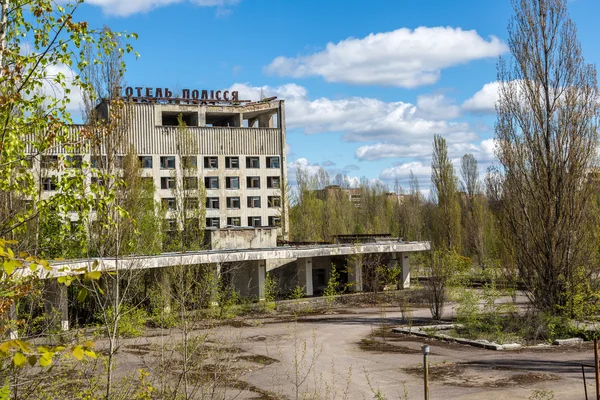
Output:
205,227,278,250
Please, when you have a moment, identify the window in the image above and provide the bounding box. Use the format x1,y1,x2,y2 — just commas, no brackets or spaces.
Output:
226,177,240,189
66,155,82,169
161,177,176,189
204,176,219,189
268,196,281,208
162,198,177,211
185,198,199,209
42,177,57,191
247,196,261,208
160,156,176,169
226,197,240,209
246,157,260,168
182,156,197,169
247,176,260,189
266,156,280,169
165,219,177,231
115,156,125,169
204,156,218,169
225,157,239,169
41,155,59,169
91,156,107,168
268,216,281,227
139,156,153,169
206,197,220,209
206,218,220,228
183,177,198,190
162,111,198,126
227,217,241,227
248,216,261,227
267,176,280,189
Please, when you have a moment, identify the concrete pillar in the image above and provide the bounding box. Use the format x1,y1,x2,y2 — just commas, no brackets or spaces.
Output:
258,113,273,128
297,258,313,296
400,252,411,289
250,260,266,300
347,257,363,292
158,268,172,313
234,113,243,127
198,107,206,126
248,117,257,128
44,280,68,331
210,263,222,306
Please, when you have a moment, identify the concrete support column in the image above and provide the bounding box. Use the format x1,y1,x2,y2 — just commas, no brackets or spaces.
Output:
258,113,273,128
234,113,243,127
297,257,313,296
198,107,206,127
400,252,411,289
347,257,363,292
210,263,222,306
248,117,257,128
250,260,266,300
158,268,172,313
44,280,68,331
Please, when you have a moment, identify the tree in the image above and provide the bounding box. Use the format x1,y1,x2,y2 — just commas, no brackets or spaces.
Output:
431,134,461,252
460,154,486,265
495,0,599,316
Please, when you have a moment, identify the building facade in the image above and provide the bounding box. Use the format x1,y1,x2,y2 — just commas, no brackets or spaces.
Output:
32,90,289,239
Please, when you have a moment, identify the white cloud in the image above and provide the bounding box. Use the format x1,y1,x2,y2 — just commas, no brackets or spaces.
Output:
231,83,477,145
380,161,431,183
357,139,496,163
462,81,500,114
83,0,239,16
416,93,461,120
266,27,507,88
41,64,84,116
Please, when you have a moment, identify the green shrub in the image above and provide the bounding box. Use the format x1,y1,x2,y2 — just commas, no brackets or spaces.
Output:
96,305,148,338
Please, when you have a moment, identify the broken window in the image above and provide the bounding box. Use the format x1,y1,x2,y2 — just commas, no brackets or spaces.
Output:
246,157,260,169
225,157,239,169
227,217,241,227
248,216,261,227
266,156,280,169
139,156,153,169
204,176,219,189
268,216,281,227
206,218,220,228
204,156,218,169
226,197,240,209
267,176,280,189
160,156,176,169
206,197,220,209
247,176,260,189
161,177,176,189
226,177,240,189
247,196,261,208
162,198,177,211
268,196,281,208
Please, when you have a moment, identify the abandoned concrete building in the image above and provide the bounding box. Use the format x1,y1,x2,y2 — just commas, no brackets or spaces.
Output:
32,88,288,238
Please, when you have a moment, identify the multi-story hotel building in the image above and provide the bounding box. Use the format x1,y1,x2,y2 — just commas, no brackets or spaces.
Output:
33,88,289,239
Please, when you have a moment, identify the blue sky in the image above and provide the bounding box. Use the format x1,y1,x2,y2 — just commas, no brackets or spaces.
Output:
67,0,600,191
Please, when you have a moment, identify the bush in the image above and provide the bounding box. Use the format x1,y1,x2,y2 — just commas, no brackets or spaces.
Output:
96,305,148,338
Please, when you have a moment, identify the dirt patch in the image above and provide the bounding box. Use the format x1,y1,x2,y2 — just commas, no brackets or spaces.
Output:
359,338,421,354
404,362,560,388
236,354,278,365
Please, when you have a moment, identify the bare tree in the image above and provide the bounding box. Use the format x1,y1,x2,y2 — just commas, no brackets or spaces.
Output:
460,154,485,265
495,0,600,316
